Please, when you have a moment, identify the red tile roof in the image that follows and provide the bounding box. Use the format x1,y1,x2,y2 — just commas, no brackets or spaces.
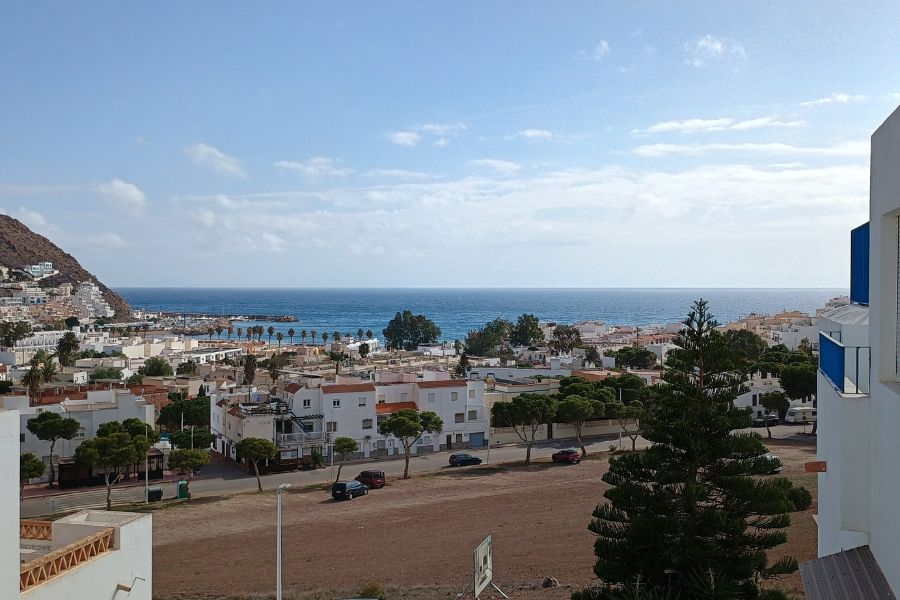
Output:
284,383,302,394
322,384,377,394
375,401,417,415
416,379,467,389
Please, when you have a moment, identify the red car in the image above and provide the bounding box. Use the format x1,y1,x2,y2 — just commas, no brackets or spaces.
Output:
552,449,582,464
355,470,386,489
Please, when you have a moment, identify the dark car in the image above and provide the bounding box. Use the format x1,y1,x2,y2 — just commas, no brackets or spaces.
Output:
449,453,483,467
552,449,582,464
355,470,386,489
331,480,368,500
752,413,780,427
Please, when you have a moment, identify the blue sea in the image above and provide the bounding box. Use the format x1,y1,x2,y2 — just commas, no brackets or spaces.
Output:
116,288,846,343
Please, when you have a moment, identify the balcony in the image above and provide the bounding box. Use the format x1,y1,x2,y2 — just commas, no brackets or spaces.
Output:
819,332,870,395
277,430,324,445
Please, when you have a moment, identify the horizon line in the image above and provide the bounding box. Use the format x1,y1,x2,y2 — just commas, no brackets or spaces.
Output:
112,285,849,291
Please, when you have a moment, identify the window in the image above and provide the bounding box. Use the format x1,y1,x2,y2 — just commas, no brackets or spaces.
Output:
451,391,459,401
455,433,463,443
751,394,758,407
468,409,478,420
362,419,373,429
455,413,465,423
378,394,385,404
74,427,86,439
377,414,387,425
428,392,436,402
19,433,24,443
326,421,337,433
419,435,431,446
400,392,408,401
359,396,367,407
332,399,341,408
468,389,475,399
303,398,311,408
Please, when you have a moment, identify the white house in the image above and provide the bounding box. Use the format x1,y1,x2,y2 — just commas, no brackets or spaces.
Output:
808,105,900,595
0,330,67,366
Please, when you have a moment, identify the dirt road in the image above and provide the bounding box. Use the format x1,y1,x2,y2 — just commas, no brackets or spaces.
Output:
152,440,817,600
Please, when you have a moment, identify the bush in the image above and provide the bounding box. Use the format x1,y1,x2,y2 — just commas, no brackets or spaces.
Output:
358,581,388,600
786,486,812,511
609,444,618,453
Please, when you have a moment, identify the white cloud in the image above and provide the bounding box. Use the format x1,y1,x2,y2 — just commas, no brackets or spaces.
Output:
261,233,285,253
632,140,868,158
634,116,804,135
419,123,467,135
518,129,554,140
92,179,146,211
12,207,51,231
469,159,523,174
86,233,127,249
275,157,354,178
433,138,449,147
388,131,421,147
683,35,745,67
185,143,247,178
593,41,610,61
800,92,868,107
365,169,433,180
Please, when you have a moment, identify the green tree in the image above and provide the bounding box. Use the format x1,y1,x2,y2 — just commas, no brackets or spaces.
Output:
358,342,370,361
557,394,604,457
236,437,277,492
276,331,284,347
510,313,544,347
333,331,341,344
21,365,44,406
310,329,317,345
215,325,224,340
170,427,214,450
584,300,798,598
176,360,198,376
322,331,329,346
243,354,257,386
26,411,80,487
139,356,174,377
382,310,441,351
167,448,210,500
333,436,359,483
20,452,45,500
127,373,144,385
288,328,296,345
56,331,80,366
158,394,210,430
724,329,768,365
90,367,123,381
780,364,816,402
454,339,462,355
366,329,373,340
610,347,657,370
227,325,233,339
604,399,645,451
267,326,275,344
584,346,601,366
268,352,286,384
550,325,582,355
0,320,32,347
453,353,471,379
491,393,558,464
75,426,152,510
237,327,243,340
64,316,80,329
378,408,443,478
464,318,513,357
760,391,791,439
357,328,364,340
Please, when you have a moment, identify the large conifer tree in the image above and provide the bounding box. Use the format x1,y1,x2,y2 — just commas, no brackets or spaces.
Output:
586,300,797,598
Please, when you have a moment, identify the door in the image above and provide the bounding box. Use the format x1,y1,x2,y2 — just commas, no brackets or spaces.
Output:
446,434,453,450
469,432,485,448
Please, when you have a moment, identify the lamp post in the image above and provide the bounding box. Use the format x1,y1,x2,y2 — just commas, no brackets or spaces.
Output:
276,483,292,600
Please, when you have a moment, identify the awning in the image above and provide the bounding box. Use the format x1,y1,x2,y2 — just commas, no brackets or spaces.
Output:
801,545,896,600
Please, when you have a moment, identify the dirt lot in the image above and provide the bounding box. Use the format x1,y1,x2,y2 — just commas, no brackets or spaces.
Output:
152,440,818,600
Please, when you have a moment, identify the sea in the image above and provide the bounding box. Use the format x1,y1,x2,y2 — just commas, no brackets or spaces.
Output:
116,288,847,343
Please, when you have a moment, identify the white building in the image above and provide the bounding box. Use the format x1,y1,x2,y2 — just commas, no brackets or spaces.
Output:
809,106,900,595
1,408,153,600
72,281,114,319
0,330,67,366
733,373,788,419
23,261,58,280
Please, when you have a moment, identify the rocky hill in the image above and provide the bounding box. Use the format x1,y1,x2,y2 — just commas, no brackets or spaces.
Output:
0,214,130,317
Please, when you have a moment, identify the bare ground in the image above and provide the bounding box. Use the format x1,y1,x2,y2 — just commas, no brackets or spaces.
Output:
152,440,818,600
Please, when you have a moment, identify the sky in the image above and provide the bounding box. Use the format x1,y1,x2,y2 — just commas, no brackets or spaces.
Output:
1,1,898,288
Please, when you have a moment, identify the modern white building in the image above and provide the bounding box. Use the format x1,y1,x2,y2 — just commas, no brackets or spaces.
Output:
0,330,67,366
23,262,58,280
1,408,153,600
807,106,900,595
72,281,114,319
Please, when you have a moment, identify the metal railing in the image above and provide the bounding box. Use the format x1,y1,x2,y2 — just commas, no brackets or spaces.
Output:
276,430,324,445
819,332,870,394
20,527,114,592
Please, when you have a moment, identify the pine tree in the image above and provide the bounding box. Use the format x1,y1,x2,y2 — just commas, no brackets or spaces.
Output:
586,300,797,598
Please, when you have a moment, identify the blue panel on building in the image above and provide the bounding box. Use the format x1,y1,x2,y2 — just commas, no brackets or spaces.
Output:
850,222,869,305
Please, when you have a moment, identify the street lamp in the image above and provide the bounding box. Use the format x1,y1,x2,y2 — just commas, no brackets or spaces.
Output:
276,483,292,600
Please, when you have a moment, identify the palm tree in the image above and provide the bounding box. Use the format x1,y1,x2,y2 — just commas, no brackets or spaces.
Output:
267,326,275,345
366,329,373,340
56,331,80,367
257,326,265,341
40,360,56,384
237,327,243,340
322,332,329,346
246,328,252,341
300,329,307,346
21,367,43,407
142,323,149,333
357,328,364,340
207,327,214,340
227,325,233,340
288,328,295,345
215,326,224,340
311,329,317,346
333,331,341,344
276,332,284,347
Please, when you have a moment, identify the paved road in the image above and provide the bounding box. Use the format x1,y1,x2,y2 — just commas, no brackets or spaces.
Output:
19,423,810,517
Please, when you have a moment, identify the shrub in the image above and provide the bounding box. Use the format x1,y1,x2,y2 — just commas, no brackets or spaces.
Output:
358,581,388,600
787,486,812,511
608,444,618,453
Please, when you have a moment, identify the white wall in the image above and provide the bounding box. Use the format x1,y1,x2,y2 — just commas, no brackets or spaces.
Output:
0,410,19,599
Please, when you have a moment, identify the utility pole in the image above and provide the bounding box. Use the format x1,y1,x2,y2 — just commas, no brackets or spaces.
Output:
276,483,291,600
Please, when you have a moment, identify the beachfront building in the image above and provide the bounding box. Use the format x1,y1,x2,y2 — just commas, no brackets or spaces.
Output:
807,107,899,595
1,409,153,599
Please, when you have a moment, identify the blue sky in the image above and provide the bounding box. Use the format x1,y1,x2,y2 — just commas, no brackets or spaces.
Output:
1,1,898,287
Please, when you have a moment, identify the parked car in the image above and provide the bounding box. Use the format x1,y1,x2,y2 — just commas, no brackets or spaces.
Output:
355,470,386,489
552,449,582,464
449,453,483,467
752,413,780,427
331,480,369,500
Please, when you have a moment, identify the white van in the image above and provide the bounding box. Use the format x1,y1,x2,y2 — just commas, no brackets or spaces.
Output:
785,406,817,423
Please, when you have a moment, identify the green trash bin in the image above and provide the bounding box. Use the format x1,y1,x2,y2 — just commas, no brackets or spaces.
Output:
176,480,189,499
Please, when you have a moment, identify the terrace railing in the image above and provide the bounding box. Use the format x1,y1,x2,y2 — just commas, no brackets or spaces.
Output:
20,527,114,592
20,520,52,541
819,332,870,394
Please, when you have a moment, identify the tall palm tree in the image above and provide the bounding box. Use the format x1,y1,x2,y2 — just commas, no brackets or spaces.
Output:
21,367,43,407
56,331,80,367
276,332,284,347
237,327,243,341
322,332,329,346
366,329,373,340
207,327,214,340
288,328,295,345
247,329,253,341
300,329,307,346
227,325,233,340
311,330,317,346
40,360,57,384
258,325,265,341
357,328,364,340
267,326,275,345
333,331,341,344
215,326,224,340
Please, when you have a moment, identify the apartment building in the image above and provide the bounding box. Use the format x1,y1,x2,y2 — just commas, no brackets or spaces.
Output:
72,281,114,319
0,330,67,366
806,106,899,595
1,409,152,599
